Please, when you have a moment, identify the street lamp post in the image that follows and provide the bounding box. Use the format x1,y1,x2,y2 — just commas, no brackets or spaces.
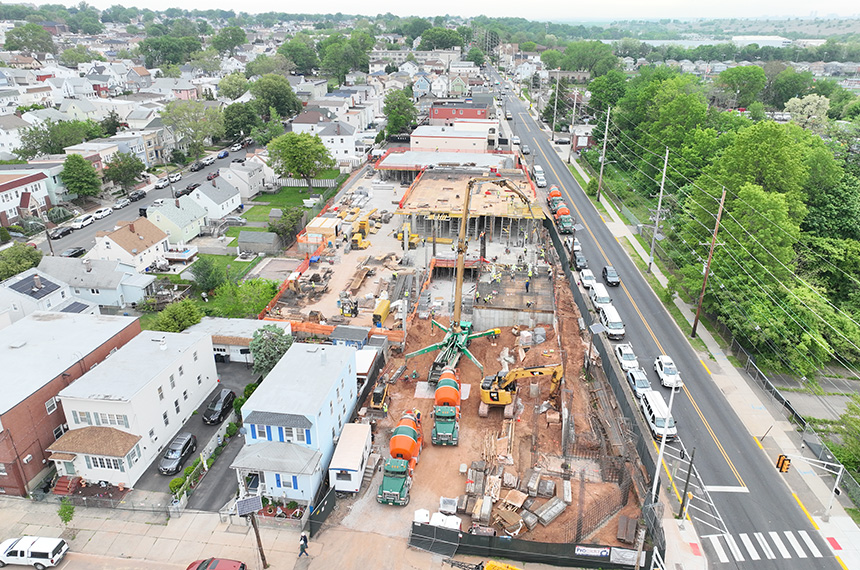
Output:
595,107,611,202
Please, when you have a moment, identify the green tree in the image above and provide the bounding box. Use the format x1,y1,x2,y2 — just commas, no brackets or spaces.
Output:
418,27,463,50
59,154,102,198
383,88,417,135
57,497,75,527
60,45,104,67
211,25,246,56
540,49,563,71
189,48,222,76
4,23,55,53
189,254,225,292
267,132,335,192
587,69,627,111
103,152,146,195
267,206,305,241
152,299,203,332
466,47,485,67
245,53,295,78
206,279,279,318
765,68,814,109
785,94,830,134
803,173,860,241
218,72,249,100
541,78,570,125
159,64,182,79
0,243,43,281
223,102,261,141
16,119,104,159
250,107,285,147
278,37,319,75
161,100,224,160
139,35,202,67
100,111,123,137
717,66,767,108
249,324,294,378
249,74,301,120
562,41,619,77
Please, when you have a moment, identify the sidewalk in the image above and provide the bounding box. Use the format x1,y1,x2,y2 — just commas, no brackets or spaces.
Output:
571,157,860,569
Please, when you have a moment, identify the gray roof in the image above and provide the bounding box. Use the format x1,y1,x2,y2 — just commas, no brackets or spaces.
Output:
331,325,369,342
242,343,356,416
23,108,70,123
184,317,289,342
244,411,311,429
60,330,209,401
0,312,138,415
39,257,154,291
230,439,321,475
0,114,29,130
147,196,206,228
59,98,97,113
193,178,239,204
316,122,355,137
237,231,277,245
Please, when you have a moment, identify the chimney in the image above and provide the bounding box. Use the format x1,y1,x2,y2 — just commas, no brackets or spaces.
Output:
175,199,180,208
33,274,43,289
83,259,92,272
129,223,135,233
320,347,327,365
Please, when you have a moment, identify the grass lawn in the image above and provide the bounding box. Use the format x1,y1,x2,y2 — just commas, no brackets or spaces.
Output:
225,226,267,239
242,205,273,222
317,168,340,179
197,253,258,280
253,187,309,208
138,312,160,330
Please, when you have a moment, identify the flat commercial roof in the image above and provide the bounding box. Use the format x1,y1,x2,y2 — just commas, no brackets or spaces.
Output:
376,151,513,171
397,170,543,220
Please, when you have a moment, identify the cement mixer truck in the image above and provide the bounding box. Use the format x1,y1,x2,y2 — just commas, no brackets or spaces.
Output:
431,367,461,446
377,410,424,506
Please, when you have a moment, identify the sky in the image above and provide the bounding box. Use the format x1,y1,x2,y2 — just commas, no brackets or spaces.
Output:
77,0,857,22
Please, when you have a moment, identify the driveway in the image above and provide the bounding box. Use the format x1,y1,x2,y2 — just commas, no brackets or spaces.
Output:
131,362,257,507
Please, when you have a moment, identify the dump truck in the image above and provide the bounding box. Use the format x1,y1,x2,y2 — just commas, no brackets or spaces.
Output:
431,367,461,446
377,410,423,506
557,214,575,234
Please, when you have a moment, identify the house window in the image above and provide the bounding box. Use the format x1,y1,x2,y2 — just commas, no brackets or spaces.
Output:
45,398,57,414
297,429,305,443
193,351,198,362
0,464,6,476
329,402,333,414
169,374,175,389
163,412,169,426
98,413,126,426
256,424,266,438
89,456,123,470
149,428,156,440
126,445,141,466
332,427,336,439
90,289,99,294
157,386,164,400
183,390,188,401
178,365,184,376
336,471,351,481
283,427,293,440
174,400,180,414
53,425,66,440
61,291,66,299
197,375,202,385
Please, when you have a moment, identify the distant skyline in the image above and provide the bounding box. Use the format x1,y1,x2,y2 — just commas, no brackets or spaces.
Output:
50,0,859,23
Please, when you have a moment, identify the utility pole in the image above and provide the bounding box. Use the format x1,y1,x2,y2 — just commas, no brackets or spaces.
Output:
568,89,578,164
678,447,696,518
650,385,678,504
551,68,560,141
691,187,727,338
595,106,611,202
648,147,669,273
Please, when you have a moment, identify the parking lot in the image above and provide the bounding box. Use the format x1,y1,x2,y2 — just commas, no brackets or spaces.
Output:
131,362,257,511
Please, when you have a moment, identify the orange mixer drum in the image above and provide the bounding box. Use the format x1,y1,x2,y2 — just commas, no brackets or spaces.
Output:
434,368,461,408
390,410,423,462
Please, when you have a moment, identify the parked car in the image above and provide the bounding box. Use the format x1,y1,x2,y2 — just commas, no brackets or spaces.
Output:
202,155,216,166
615,343,639,371
231,158,245,164
555,137,571,145
206,171,220,180
169,172,182,183
48,226,73,240
113,197,131,209
202,389,236,425
574,251,588,270
230,143,243,152
572,237,582,253
626,368,651,400
654,355,683,388
217,150,229,159
93,207,112,219
151,199,164,207
155,178,170,189
511,136,520,146
579,268,596,289
189,162,204,172
60,247,86,258
602,265,620,286
223,216,247,226
186,559,246,570
0,536,69,569
521,144,531,155
185,182,201,192
158,432,197,475
69,214,94,229
129,190,147,202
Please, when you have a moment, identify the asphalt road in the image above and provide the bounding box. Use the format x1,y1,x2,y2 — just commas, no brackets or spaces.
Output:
41,147,252,257
490,67,837,569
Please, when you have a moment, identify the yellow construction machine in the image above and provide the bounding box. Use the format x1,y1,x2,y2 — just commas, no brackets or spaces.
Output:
478,363,563,418
351,208,377,249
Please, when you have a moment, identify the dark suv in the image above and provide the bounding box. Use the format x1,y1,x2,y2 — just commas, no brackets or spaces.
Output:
158,432,197,475
189,162,204,172
602,265,620,286
202,389,236,425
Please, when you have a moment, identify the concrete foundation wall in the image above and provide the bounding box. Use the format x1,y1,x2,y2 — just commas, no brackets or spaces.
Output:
472,307,554,330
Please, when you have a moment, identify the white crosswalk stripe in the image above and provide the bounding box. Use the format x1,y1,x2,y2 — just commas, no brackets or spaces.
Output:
704,530,827,564
799,530,822,557
739,533,760,561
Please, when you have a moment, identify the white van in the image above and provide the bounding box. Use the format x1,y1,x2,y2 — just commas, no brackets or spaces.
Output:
533,165,544,178
590,283,612,310
0,536,69,569
640,390,677,441
599,305,625,340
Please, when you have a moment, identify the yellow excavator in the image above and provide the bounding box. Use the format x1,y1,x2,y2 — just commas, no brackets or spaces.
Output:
478,363,564,418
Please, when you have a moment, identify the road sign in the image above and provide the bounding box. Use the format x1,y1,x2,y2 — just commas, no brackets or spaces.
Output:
237,495,263,517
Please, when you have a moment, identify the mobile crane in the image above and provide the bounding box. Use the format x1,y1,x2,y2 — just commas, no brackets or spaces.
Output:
405,176,537,384
478,363,564,418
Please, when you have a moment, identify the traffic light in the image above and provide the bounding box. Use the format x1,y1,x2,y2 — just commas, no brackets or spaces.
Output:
776,454,791,473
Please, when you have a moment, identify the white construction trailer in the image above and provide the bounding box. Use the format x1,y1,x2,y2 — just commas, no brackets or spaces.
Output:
329,423,372,493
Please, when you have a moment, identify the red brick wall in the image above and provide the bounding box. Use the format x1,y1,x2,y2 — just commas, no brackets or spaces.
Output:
0,318,141,496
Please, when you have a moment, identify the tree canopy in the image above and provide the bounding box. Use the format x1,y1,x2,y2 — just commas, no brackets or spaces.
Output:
0,243,43,281
160,100,224,159
4,23,55,53
249,74,301,120
211,25,246,56
59,154,102,199
383,89,417,135
267,132,335,191
249,324,294,378
16,120,104,160
103,152,146,194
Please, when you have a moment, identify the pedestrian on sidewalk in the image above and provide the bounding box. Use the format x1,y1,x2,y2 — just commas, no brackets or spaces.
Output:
299,532,309,557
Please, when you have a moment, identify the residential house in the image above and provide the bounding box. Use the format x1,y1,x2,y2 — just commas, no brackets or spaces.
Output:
184,317,292,364
87,217,170,273
64,141,119,172
105,132,150,167
188,178,241,222
398,60,419,77
50,331,218,488
58,98,99,121
0,312,141,496
0,68,36,86
0,161,67,204
0,89,20,115
429,76,449,98
412,74,432,99
5,54,40,69
146,197,207,245
449,61,479,77
368,60,388,74
0,114,29,156
126,66,152,91
448,75,469,97
0,268,98,325
330,325,369,349
231,343,359,505
38,257,156,309
292,119,356,165
20,107,70,126
49,78,97,101
219,161,263,202
0,171,52,226
18,85,54,108
344,71,367,86
143,78,198,101
124,106,160,130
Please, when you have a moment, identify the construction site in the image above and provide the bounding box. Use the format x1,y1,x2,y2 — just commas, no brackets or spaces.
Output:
262,165,648,563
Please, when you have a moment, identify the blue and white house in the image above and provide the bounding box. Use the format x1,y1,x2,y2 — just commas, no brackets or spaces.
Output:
231,343,358,505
